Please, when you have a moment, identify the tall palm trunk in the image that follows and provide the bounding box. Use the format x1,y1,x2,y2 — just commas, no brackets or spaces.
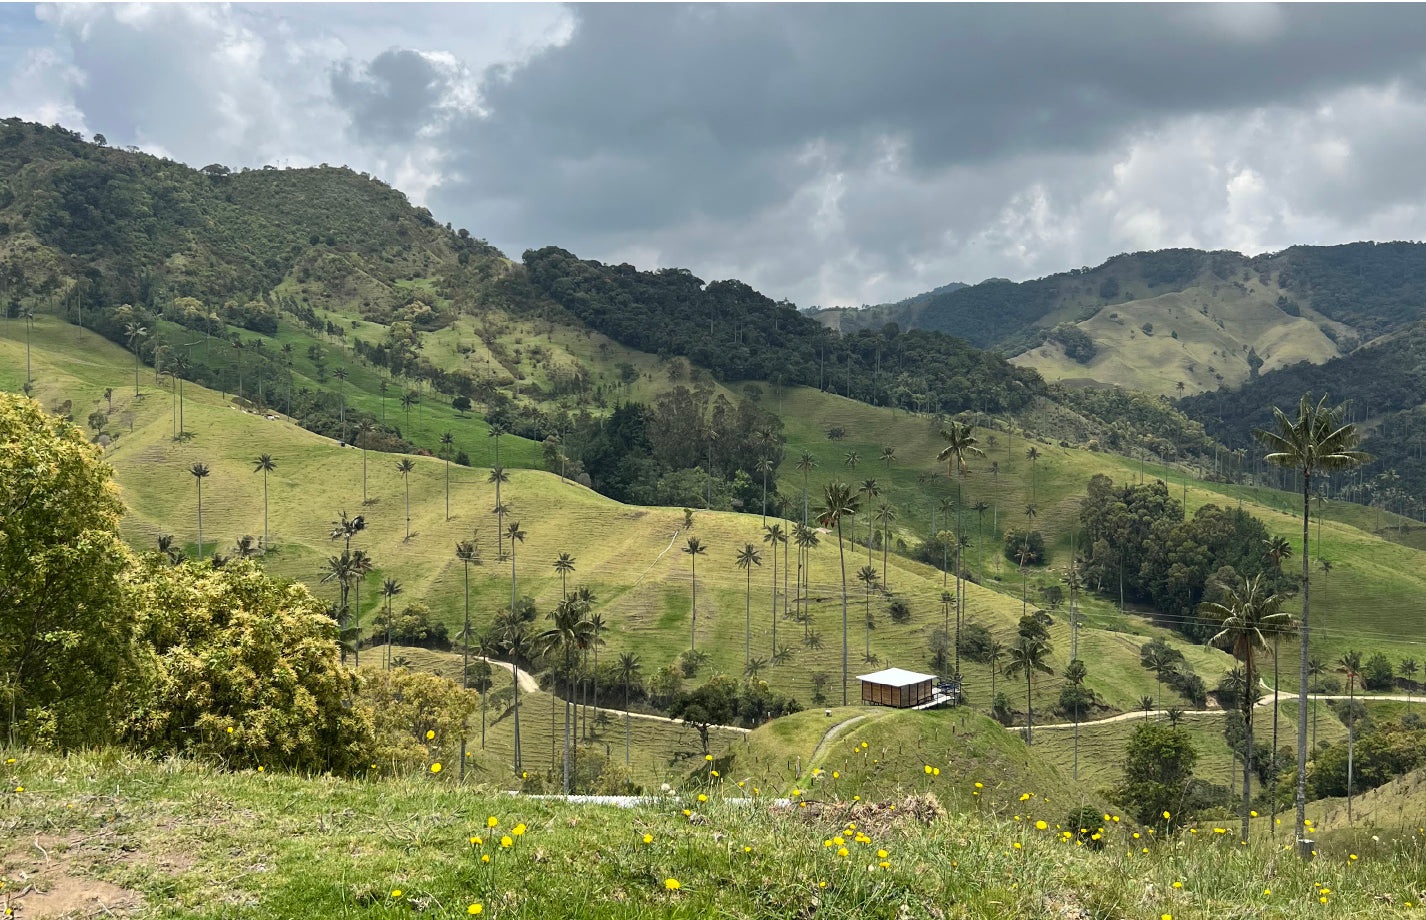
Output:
261,468,270,551
838,518,849,705
625,684,631,766
563,650,573,795
512,661,522,771
1347,673,1355,824
690,553,698,652
771,540,778,652
1295,471,1311,851
461,563,470,779
1242,652,1255,840
1271,635,1280,836
195,478,204,561
1025,669,1033,746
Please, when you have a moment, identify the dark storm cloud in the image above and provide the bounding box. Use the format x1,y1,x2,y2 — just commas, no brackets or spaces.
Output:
331,49,453,145
426,3,1426,248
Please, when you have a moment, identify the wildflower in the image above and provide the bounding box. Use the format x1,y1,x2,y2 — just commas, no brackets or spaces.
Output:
819,882,827,889
833,836,845,845
925,765,933,774
14,787,22,793
1035,821,1048,831
698,794,708,802
1213,828,1225,834
426,730,436,740
488,817,499,827
1020,793,1031,801
711,770,719,778
853,796,860,801
832,772,839,779
743,846,751,853
1013,842,1022,849
878,861,890,869
877,849,888,858
1250,811,1258,817
431,763,443,774
933,768,940,776
392,890,403,899
1320,897,1328,905
1173,882,1182,889
1163,811,1171,819
974,782,983,789
738,781,745,787
682,809,691,817
226,727,234,734
481,854,491,863
665,878,681,891
512,824,526,836
257,766,264,773
1263,889,1271,896
499,835,512,848
468,905,483,915
1162,915,1172,920
705,754,714,761
470,836,483,845
643,834,653,844
1349,854,1358,861
1133,833,1141,839
837,847,849,857
792,788,802,796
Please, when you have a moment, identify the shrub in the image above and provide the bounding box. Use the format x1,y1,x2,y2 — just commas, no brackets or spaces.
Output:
122,557,374,773
1362,651,1395,691
357,665,477,773
1110,721,1199,829
1003,529,1047,566
957,623,995,664
1066,805,1106,849
369,601,450,648
887,599,912,624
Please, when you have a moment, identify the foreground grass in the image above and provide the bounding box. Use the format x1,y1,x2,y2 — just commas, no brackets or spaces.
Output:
2,751,1424,918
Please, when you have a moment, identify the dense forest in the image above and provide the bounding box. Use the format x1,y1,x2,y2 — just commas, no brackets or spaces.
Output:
522,246,1047,417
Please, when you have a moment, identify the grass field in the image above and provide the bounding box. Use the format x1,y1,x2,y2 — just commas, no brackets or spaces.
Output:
3,749,1424,919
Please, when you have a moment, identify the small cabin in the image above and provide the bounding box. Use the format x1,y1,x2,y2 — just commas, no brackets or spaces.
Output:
858,667,937,708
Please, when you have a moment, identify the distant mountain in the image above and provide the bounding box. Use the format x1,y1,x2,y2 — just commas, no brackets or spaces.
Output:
822,244,1426,397
803,280,968,331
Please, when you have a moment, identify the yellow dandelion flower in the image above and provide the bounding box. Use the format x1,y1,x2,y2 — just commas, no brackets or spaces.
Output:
665,878,681,891
853,795,860,801
738,781,744,787
468,905,483,915
933,768,940,776
500,836,512,848
974,782,983,788
1133,833,1141,839
711,770,719,778
1162,811,1171,819
488,817,499,827
1012,842,1022,849
1035,821,1048,831
470,836,483,845
643,834,653,843
743,846,751,853
431,763,443,774
877,849,888,858
392,890,403,899
819,881,827,889
14,787,23,793
1320,897,1328,905
257,766,264,773
1162,914,1172,920
924,765,933,774
226,727,234,734
792,788,802,796
426,730,436,740
698,794,708,802
1349,854,1357,861
1173,882,1182,889
1019,793,1031,801
878,861,890,869
833,836,844,845
481,854,491,863
1250,810,1258,817
1263,889,1271,896
837,847,849,857
705,754,714,761
682,809,691,816
832,772,839,779
512,823,526,836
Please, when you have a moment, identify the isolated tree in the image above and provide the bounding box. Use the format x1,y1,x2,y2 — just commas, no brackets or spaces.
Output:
857,479,880,564
380,578,403,668
796,451,818,526
857,564,879,661
440,431,455,520
683,536,708,652
1143,641,1179,714
1338,649,1363,824
793,522,819,627
401,390,417,428
880,445,895,470
487,422,506,468
553,552,576,598
617,652,642,766
489,465,509,556
1004,635,1053,745
763,523,785,649
356,420,375,504
937,421,983,651
506,520,526,612
455,538,483,777
875,501,897,590
251,454,276,552
189,462,211,561
124,319,148,396
390,458,414,540
755,456,774,524
1401,658,1420,710
334,366,348,438
734,543,763,664
1025,446,1040,502
843,450,860,473
1255,393,1368,850
1201,573,1287,839
817,481,861,705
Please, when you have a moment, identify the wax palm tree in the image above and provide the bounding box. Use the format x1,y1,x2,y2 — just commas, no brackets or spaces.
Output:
843,450,860,473
489,465,509,556
380,578,403,668
816,481,860,705
617,652,642,766
1338,650,1362,824
763,523,786,649
734,543,763,664
755,457,774,524
440,431,455,520
348,549,374,667
857,479,880,565
936,496,956,589
538,597,595,793
875,501,897,590
796,451,818,526
683,537,708,652
586,610,606,742
251,454,276,552
1265,535,1292,569
1401,658,1420,711
983,638,1002,718
1004,636,1053,746
1019,504,1038,614
189,462,210,561
793,522,819,626
1255,393,1369,848
1143,641,1178,714
400,390,418,428
322,550,364,661
553,552,576,598
1265,608,1299,836
1201,573,1288,839
938,422,983,648
124,320,148,396
356,420,375,504
455,538,482,777
334,366,348,438
498,618,535,770
879,446,895,470
857,564,879,661
1025,446,1040,502
973,500,989,581
506,520,526,611
393,458,416,539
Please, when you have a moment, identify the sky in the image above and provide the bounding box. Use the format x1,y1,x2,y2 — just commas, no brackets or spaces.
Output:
6,3,1426,308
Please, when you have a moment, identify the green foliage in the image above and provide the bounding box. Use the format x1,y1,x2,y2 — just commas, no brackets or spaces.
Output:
368,601,451,649
1111,721,1200,828
1361,651,1396,691
1047,323,1096,364
1003,528,1047,566
356,665,478,773
122,557,373,773
522,246,1045,416
0,394,135,747
1311,724,1426,799
956,622,996,664
1065,805,1107,849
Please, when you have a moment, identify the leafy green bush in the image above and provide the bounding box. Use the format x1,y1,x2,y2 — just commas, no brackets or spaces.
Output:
122,557,374,773
356,666,478,774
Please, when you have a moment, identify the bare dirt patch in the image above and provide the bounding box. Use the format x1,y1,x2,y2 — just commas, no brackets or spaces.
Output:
6,875,142,918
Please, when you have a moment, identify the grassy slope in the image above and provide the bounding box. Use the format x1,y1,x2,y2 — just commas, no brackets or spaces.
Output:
1013,283,1342,396
3,750,1423,919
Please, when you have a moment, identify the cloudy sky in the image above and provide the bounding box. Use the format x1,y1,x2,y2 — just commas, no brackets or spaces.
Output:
6,3,1426,308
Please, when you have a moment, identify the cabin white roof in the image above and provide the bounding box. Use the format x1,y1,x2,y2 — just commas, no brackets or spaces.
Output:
856,667,936,687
